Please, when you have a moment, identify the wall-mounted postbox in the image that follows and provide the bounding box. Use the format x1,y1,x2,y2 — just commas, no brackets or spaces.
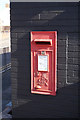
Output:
31,31,57,96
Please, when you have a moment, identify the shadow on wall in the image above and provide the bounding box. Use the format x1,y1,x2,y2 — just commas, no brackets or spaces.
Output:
12,82,80,118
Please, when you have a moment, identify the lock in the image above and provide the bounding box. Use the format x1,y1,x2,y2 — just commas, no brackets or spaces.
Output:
41,51,45,55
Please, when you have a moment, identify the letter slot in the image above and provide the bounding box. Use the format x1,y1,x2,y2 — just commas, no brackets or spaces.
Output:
34,39,52,45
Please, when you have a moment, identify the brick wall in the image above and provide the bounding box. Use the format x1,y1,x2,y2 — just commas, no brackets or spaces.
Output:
11,2,79,118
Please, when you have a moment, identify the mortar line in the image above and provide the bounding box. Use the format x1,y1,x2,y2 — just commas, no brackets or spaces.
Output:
66,33,73,85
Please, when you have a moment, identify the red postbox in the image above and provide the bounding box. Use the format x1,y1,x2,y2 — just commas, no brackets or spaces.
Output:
31,31,57,96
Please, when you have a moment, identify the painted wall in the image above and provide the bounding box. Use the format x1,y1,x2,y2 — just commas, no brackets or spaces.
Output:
11,2,79,118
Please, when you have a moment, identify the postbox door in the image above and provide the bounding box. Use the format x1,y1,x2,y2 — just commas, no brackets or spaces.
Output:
32,50,55,95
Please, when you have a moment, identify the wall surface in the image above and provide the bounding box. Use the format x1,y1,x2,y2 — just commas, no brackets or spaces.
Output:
11,2,79,118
